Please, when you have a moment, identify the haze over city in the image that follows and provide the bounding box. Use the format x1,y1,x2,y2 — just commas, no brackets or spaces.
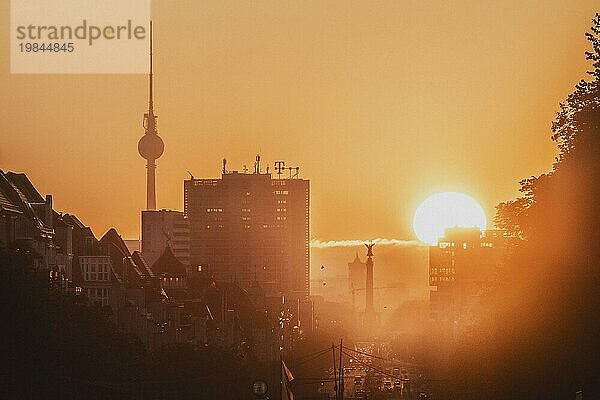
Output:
2,0,597,240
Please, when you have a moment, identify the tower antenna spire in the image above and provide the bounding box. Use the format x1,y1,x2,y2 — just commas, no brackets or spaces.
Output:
149,20,154,113
138,20,164,211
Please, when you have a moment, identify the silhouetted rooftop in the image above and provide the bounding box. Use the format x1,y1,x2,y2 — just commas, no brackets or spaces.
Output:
5,172,44,203
99,228,147,288
151,246,187,277
0,173,22,215
131,251,156,278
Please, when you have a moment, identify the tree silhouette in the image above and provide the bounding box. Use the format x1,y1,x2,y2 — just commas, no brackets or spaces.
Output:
448,13,600,400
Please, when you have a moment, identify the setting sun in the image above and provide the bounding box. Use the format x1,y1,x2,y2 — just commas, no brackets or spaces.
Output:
413,192,487,245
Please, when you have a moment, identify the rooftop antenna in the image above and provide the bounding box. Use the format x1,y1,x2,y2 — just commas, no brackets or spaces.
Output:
254,154,261,174
187,170,194,180
286,165,300,178
149,21,154,114
274,161,285,179
222,158,228,174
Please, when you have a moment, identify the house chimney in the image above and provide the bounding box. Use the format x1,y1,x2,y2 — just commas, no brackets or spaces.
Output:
45,194,53,227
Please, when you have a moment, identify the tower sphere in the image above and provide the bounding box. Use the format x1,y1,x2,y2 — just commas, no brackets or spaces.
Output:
138,133,164,160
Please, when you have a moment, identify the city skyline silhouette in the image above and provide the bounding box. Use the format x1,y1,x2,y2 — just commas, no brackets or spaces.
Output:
2,1,598,240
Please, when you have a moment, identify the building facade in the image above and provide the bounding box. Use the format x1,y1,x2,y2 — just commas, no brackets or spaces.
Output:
429,227,507,330
348,252,366,295
79,255,113,307
184,165,310,301
0,171,75,280
141,209,190,267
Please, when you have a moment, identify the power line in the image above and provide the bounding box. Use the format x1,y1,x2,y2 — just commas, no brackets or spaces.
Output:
342,346,389,361
294,347,332,366
341,350,400,381
295,346,332,361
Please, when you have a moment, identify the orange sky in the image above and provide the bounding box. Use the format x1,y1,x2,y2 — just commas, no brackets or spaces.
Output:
1,1,597,240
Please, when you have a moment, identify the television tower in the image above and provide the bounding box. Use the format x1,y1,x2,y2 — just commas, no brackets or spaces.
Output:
138,21,164,210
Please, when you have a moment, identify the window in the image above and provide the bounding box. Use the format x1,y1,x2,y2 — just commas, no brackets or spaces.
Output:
86,287,110,306
81,257,110,282
99,263,110,281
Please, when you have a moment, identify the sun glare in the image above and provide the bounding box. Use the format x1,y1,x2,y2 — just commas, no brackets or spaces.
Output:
413,192,487,245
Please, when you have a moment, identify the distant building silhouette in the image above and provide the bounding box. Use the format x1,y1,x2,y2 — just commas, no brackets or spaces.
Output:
429,227,508,333
348,252,366,308
141,209,190,267
348,251,367,291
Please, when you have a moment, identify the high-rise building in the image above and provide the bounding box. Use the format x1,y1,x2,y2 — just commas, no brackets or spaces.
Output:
348,252,366,298
429,227,507,327
141,210,190,267
184,159,310,301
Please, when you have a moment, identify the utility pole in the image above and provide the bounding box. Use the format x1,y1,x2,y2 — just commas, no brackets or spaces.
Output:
332,344,338,400
339,339,344,400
